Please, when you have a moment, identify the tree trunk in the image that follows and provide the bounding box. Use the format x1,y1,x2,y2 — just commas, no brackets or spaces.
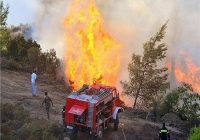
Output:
154,90,158,122
133,88,140,109
133,71,144,109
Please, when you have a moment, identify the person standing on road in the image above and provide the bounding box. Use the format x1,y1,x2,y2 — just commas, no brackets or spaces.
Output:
41,91,53,120
159,123,170,140
31,69,37,96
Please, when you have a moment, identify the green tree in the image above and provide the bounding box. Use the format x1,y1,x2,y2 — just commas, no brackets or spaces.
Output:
28,47,41,69
159,83,200,120
37,52,47,72
121,21,169,109
0,1,10,55
0,28,10,56
0,1,9,27
176,83,200,120
45,49,60,75
7,36,40,62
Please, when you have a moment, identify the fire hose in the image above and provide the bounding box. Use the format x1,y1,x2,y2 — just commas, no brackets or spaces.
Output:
119,124,126,140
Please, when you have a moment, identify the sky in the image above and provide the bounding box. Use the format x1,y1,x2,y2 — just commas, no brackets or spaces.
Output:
3,0,200,92
4,0,37,26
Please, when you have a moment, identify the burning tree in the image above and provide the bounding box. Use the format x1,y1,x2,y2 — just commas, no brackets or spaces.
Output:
121,21,169,109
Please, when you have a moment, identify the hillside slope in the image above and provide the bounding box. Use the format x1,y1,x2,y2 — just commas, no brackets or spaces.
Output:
1,70,189,140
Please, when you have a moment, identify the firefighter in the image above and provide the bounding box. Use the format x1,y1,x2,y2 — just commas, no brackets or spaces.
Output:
159,123,170,140
41,91,53,120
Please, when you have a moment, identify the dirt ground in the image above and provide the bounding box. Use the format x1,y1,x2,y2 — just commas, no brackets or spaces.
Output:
1,69,189,140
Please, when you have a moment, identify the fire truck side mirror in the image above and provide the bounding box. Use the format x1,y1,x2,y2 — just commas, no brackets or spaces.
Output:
116,91,119,98
116,91,120,104
117,92,120,101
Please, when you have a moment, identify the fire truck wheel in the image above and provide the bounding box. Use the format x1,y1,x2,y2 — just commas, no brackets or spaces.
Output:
66,126,78,140
114,113,119,130
89,126,103,140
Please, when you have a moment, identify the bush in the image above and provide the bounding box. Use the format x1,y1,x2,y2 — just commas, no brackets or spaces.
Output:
7,59,20,70
188,126,200,140
0,103,64,140
19,118,63,140
19,122,43,140
158,83,200,121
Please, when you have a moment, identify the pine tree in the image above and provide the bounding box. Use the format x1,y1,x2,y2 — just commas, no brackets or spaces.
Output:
0,1,10,55
0,1,9,27
121,21,169,109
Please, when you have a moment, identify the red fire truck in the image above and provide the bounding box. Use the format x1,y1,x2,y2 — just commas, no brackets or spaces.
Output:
63,83,124,140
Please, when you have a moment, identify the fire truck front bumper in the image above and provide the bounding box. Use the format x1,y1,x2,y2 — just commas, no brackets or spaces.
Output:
65,124,77,133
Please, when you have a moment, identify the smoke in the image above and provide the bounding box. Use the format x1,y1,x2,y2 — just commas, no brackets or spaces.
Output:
33,0,200,91
95,0,200,90
33,0,71,57
9,24,33,40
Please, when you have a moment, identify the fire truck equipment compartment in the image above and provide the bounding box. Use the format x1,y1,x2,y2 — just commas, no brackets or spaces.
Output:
68,104,87,115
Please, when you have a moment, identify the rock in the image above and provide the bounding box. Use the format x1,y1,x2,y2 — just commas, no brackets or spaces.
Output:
161,113,185,127
190,118,200,127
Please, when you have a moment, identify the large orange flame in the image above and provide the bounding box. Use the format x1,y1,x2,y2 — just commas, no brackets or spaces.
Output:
174,50,200,93
62,0,121,90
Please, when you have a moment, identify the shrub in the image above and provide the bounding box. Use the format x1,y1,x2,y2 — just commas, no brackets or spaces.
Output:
158,83,200,121
188,126,200,140
1,103,64,140
19,122,43,140
7,59,20,70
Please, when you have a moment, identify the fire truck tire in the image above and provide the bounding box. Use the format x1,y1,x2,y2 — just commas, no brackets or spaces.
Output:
89,134,96,140
114,113,119,130
89,126,103,140
66,126,78,140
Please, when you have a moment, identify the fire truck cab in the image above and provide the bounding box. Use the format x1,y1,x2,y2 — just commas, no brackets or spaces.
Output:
63,83,124,140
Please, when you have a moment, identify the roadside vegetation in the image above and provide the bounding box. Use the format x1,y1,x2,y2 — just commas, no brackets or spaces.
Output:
0,103,65,140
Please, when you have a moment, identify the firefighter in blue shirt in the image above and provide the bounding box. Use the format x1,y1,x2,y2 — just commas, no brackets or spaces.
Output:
159,123,170,140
